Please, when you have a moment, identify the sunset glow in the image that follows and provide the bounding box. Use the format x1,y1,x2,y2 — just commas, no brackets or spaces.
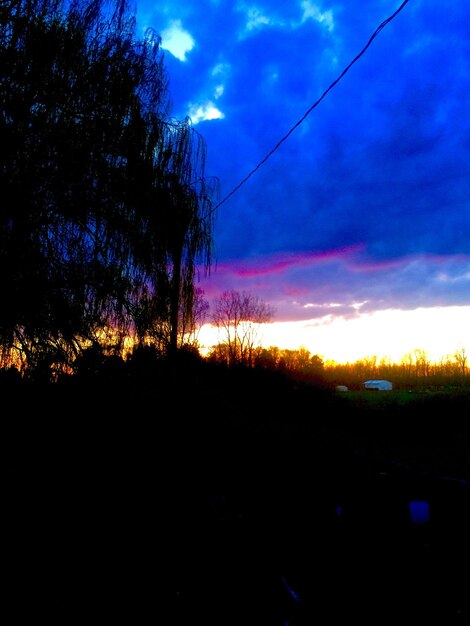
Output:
198,305,470,364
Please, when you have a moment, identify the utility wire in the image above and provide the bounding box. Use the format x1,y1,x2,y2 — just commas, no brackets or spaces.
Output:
214,0,410,210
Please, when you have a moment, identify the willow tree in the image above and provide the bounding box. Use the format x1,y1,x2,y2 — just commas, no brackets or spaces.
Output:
155,118,218,357
1,0,219,376
1,0,210,373
125,115,218,357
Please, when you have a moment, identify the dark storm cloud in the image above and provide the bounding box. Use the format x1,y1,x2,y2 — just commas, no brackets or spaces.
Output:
137,0,470,321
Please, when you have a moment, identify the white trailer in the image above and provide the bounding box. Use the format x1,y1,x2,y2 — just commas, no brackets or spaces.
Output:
362,379,393,391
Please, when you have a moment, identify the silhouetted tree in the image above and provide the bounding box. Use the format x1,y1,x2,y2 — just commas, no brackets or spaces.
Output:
0,0,218,374
138,119,218,357
179,287,210,349
254,346,282,370
211,290,275,366
454,347,468,377
254,346,324,383
411,348,432,378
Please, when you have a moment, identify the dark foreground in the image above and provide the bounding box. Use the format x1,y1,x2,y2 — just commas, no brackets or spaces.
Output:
4,382,470,624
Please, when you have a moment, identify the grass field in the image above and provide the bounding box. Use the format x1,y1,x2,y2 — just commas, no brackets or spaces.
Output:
4,375,470,623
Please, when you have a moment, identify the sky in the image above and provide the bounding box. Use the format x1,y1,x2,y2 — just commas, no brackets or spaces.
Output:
134,0,470,363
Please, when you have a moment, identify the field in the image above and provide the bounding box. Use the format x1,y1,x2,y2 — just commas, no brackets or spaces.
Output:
4,376,470,623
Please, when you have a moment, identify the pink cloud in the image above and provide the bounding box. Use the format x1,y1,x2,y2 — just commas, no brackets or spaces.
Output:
215,243,365,278
346,252,470,273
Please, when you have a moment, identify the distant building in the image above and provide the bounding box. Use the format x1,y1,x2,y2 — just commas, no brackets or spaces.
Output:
362,379,393,391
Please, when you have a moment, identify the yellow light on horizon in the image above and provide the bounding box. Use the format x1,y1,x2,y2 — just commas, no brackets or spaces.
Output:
197,305,470,364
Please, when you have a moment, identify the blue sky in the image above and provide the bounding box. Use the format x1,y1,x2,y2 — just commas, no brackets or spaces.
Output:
133,0,470,357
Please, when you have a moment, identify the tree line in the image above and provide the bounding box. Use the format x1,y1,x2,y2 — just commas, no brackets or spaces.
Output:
0,0,218,377
207,341,469,390
184,289,469,390
202,291,468,389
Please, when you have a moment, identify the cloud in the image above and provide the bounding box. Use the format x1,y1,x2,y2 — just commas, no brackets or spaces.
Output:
188,101,225,124
235,1,336,37
300,1,334,32
232,245,364,277
198,251,470,322
244,6,271,31
235,2,279,37
160,19,195,61
136,0,470,330
185,62,227,123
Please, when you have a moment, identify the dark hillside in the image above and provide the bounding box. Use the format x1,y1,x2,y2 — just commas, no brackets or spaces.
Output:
4,366,469,623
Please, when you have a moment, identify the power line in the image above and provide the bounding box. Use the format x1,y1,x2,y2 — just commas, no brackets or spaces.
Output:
215,0,410,210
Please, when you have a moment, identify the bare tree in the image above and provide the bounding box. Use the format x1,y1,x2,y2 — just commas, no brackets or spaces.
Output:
412,348,432,377
400,352,414,378
211,290,275,366
454,347,468,377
